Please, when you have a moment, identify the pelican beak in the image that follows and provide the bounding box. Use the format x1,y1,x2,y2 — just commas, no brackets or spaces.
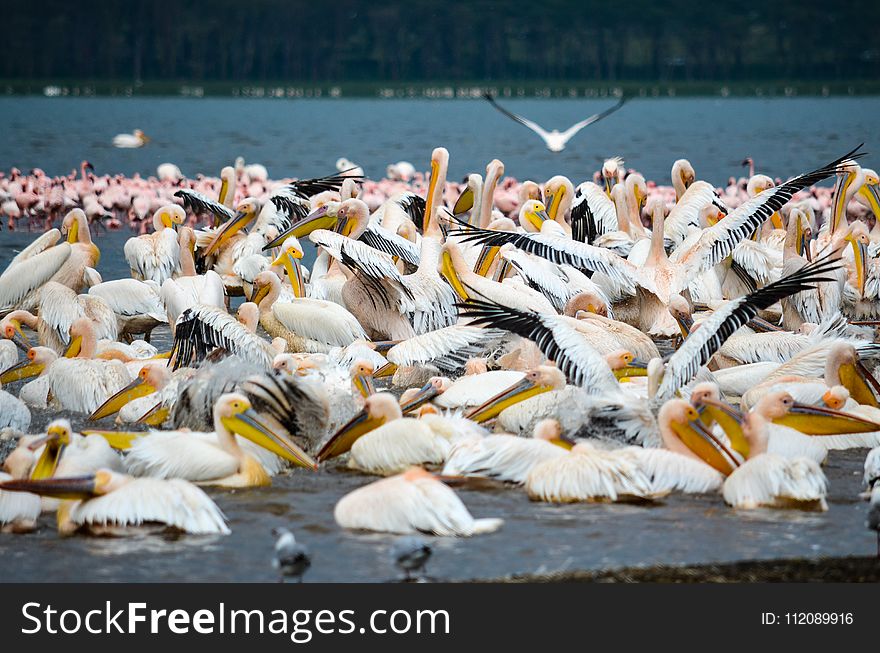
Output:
613,358,648,379
693,397,749,458
372,362,397,378
672,413,741,476
64,335,83,358
5,320,32,352
135,402,170,426
603,174,614,196
0,474,98,501
424,158,440,228
546,188,566,221
748,316,783,333
846,234,868,296
272,249,306,297
316,409,386,462
795,218,812,263
492,258,512,281
838,360,880,408
453,187,475,216
352,373,375,399
222,408,317,470
0,357,44,384
770,211,784,230
80,430,144,450
88,376,157,421
773,402,880,435
263,206,335,250
858,183,880,220
204,209,252,257
371,340,399,354
251,282,271,306
66,219,79,244
473,245,501,277
29,427,67,480
522,209,549,232
149,351,172,360
832,172,855,231
549,434,576,450
673,313,694,339
399,381,440,415
465,376,553,423
440,249,468,300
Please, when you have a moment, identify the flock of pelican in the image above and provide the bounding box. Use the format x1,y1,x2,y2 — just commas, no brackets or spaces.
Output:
0,144,879,564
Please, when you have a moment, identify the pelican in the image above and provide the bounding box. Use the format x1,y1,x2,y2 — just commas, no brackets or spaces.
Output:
112,129,150,148
721,401,828,512
19,419,125,479
441,418,573,484
88,361,174,423
124,393,316,486
0,470,229,536
0,383,30,430
334,466,503,536
170,304,276,370
87,277,167,342
123,205,185,284
482,92,624,152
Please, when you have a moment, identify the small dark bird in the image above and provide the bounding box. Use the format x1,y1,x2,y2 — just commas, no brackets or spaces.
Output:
868,487,880,558
390,535,432,581
272,527,311,582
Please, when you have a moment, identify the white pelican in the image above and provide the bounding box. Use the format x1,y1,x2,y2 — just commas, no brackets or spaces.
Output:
0,470,229,536
124,393,316,486
482,92,624,152
112,129,150,148
87,277,167,342
441,418,573,484
123,205,185,284
525,442,660,503
88,361,174,423
334,466,503,536
19,419,125,480
0,383,30,431
721,401,828,511
382,325,506,377
251,269,366,352
170,304,276,370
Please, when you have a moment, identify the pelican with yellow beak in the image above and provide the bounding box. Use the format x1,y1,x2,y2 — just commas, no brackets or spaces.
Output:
0,470,230,536
123,205,185,284
125,393,316,487
203,197,261,257
464,366,567,424
88,362,173,423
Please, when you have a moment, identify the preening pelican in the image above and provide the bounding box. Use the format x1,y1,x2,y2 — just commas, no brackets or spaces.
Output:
124,393,316,486
482,92,625,152
334,466,503,536
124,205,185,284
0,470,229,536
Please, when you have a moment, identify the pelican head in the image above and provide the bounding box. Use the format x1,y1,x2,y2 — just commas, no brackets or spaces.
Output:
699,203,725,227
788,207,813,261
688,381,748,456
215,392,316,469
844,221,870,296
625,173,647,213
439,242,470,300
134,129,150,144
89,362,170,421
605,349,648,379
65,318,96,358
831,160,865,233
543,176,573,222
858,168,880,218
204,197,259,256
746,175,775,198
602,157,624,195
519,199,549,232
251,270,281,306
316,392,402,462
821,385,850,410
519,180,542,204
1,346,56,384
333,198,369,238
659,398,740,475
61,208,88,243
564,291,609,318
667,294,693,338
399,377,450,415
826,342,880,409
236,302,260,332
1,313,33,352
350,359,376,399
671,159,695,200
28,419,74,480
533,418,574,449
465,366,566,423
756,389,880,436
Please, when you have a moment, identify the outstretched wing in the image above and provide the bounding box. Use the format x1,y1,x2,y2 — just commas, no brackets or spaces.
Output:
483,93,551,139
559,96,626,139
170,305,274,371
174,189,236,223
283,171,365,199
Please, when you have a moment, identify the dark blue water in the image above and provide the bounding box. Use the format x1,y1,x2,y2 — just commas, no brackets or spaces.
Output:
1,97,877,183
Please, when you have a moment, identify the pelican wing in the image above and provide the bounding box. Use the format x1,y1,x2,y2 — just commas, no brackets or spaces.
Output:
171,304,275,370
386,325,506,373
501,248,573,313
482,93,551,139
558,96,626,139
174,189,236,223
395,192,426,231
123,230,180,284
242,373,330,443
70,476,229,535
571,183,617,243
125,431,240,481
0,243,71,309
266,186,311,226
663,181,719,247
459,298,619,391
8,229,61,267
657,254,843,399
88,279,167,322
272,298,367,347
673,146,864,279
284,170,365,199
38,282,86,345
359,224,421,267
449,222,638,293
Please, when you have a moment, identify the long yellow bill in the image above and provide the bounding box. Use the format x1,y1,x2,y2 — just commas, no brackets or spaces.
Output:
473,245,500,277
838,361,880,408
399,381,441,415
263,206,336,250
846,235,868,297
453,187,475,217
613,358,648,380
672,414,741,476
0,474,98,501
316,410,387,462
352,373,375,399
695,398,748,458
136,402,170,426
0,357,44,384
28,433,66,480
204,209,253,257
373,362,397,378
88,377,156,421
773,401,880,435
440,250,469,300
5,320,32,352
222,408,317,470
64,335,83,358
465,377,553,424
81,430,144,450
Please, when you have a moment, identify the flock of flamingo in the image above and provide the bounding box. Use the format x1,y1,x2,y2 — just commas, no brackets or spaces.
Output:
0,142,879,566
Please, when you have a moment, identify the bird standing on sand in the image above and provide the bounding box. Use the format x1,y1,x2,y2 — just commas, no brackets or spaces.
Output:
391,535,433,581
273,527,312,582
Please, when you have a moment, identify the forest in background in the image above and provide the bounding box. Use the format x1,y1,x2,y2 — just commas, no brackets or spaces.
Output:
5,0,877,85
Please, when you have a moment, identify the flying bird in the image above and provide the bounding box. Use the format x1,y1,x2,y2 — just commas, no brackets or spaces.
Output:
482,92,625,152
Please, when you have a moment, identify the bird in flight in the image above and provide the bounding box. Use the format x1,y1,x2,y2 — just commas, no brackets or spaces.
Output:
482,92,625,152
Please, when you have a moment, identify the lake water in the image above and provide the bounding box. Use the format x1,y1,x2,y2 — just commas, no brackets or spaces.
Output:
0,97,877,183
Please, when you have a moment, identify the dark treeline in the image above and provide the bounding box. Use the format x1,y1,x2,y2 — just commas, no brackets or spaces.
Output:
5,0,878,83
